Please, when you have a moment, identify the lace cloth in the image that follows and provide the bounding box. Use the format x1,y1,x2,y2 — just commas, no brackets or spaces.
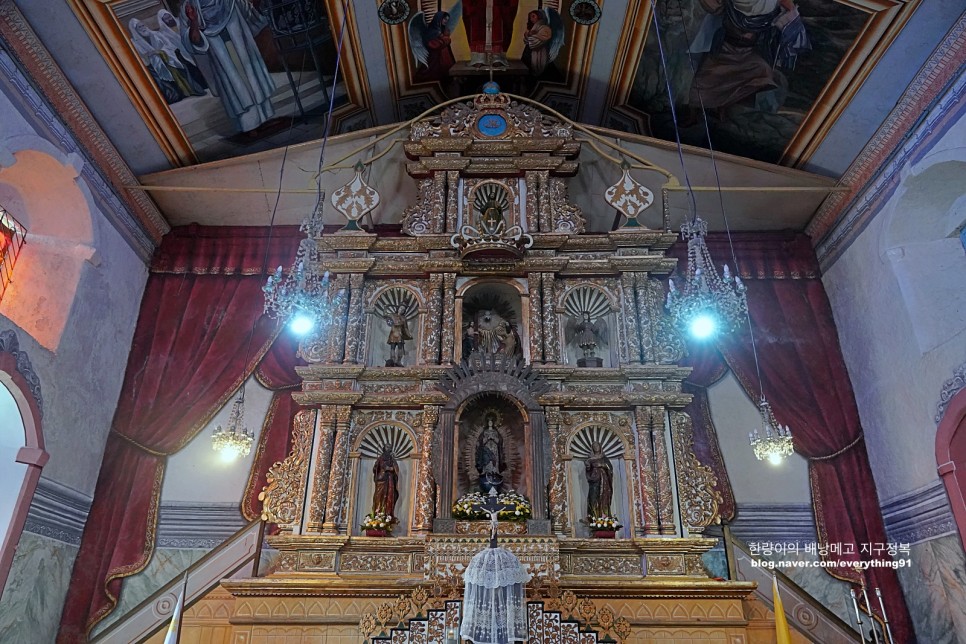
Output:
460,547,531,644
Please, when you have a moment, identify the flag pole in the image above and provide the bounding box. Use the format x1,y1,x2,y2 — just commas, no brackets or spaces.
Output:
163,572,189,644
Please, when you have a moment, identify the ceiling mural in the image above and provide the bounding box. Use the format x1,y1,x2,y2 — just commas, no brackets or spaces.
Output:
379,0,602,121
603,0,912,166
67,0,918,169
68,0,373,165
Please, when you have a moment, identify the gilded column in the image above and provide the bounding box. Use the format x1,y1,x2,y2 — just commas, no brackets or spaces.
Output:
305,406,337,532
328,274,350,363
527,272,544,363
634,273,656,363
420,274,444,364
412,405,441,533
536,170,551,232
525,173,539,232
541,273,560,363
343,273,365,364
321,405,353,535
620,272,643,364
440,273,457,363
652,406,677,535
546,406,569,535
445,171,459,233
633,406,661,535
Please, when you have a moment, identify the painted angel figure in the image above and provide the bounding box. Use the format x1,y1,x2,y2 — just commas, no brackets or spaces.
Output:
521,7,564,76
408,3,461,83
566,311,608,367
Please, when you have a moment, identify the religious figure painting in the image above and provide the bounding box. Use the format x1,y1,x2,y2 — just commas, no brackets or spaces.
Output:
625,0,866,164
89,0,363,164
401,0,569,105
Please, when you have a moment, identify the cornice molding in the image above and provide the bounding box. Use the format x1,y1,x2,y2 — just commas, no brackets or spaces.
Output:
880,480,957,546
0,0,168,258
808,12,966,267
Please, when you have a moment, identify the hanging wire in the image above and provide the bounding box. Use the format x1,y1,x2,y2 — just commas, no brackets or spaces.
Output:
668,0,765,397
647,0,698,221
237,0,353,403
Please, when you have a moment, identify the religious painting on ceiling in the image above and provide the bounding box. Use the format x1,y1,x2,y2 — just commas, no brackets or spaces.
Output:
380,0,600,121
67,0,373,165
604,0,912,167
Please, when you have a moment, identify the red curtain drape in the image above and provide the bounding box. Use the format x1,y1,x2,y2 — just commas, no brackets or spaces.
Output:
57,226,301,643
670,233,913,642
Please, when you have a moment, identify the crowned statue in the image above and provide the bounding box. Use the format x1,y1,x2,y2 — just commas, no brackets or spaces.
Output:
475,413,507,492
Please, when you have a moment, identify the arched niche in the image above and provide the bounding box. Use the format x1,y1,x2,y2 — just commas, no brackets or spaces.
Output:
558,284,619,368
349,422,417,536
0,329,46,595
366,285,424,367
0,148,96,351
937,386,966,552
456,393,527,498
566,425,633,538
880,157,966,354
456,278,528,363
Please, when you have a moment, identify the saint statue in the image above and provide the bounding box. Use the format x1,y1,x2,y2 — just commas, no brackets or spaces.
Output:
471,310,521,358
372,444,400,519
584,441,613,519
475,414,506,491
384,305,413,367
566,311,608,367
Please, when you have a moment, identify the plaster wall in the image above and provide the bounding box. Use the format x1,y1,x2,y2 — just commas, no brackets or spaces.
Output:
707,371,811,504
821,114,966,501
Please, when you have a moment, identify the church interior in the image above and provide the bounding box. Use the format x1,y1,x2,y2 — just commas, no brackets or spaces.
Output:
0,0,965,642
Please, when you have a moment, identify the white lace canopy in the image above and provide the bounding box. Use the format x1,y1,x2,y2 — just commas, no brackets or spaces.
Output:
460,547,531,644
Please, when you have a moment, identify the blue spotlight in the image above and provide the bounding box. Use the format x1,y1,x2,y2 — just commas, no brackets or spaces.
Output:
688,313,718,340
289,312,316,336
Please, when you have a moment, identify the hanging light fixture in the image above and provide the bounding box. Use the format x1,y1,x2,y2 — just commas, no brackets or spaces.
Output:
666,217,747,340
646,0,794,463
0,204,27,304
211,396,254,461
262,204,340,336
749,398,794,466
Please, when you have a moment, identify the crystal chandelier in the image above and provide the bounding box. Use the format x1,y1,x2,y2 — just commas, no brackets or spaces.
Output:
262,202,338,335
211,396,254,460
666,217,747,340
749,397,794,465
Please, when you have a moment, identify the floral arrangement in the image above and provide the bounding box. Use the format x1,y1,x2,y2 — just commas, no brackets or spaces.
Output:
451,489,532,522
587,515,622,531
361,511,396,534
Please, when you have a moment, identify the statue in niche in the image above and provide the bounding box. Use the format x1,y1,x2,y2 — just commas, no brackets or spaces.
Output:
464,310,521,358
372,444,400,519
566,311,608,368
475,413,507,492
584,441,613,518
384,305,413,367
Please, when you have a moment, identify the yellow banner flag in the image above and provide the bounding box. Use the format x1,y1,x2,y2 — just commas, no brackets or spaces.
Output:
773,574,793,644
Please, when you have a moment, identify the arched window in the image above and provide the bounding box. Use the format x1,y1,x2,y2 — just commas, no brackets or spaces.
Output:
0,331,46,596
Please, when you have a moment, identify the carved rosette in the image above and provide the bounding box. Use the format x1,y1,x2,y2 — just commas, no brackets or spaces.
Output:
670,411,722,533
412,405,440,533
619,273,643,363
306,407,337,531
528,273,544,363
260,409,316,530
321,406,353,534
541,273,560,363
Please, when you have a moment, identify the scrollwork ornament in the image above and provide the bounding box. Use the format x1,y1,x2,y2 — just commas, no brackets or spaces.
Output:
670,411,721,532
260,409,316,528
